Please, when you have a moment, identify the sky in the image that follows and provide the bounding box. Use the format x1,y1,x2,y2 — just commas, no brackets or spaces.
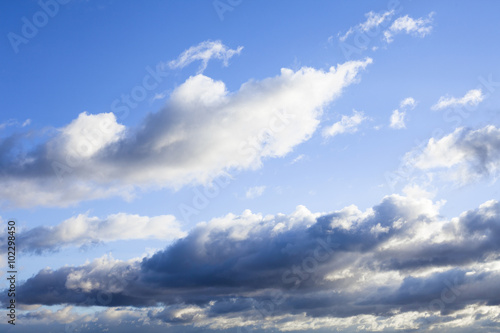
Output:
1,0,500,332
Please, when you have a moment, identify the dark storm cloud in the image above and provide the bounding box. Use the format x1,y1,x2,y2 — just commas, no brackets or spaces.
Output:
4,195,500,324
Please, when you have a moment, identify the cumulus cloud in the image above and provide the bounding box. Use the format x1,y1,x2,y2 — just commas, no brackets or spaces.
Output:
245,185,266,199
389,97,416,129
0,213,186,254
431,89,484,110
6,190,500,331
338,10,395,41
412,125,500,184
167,40,243,73
384,13,434,43
0,56,372,208
322,110,367,137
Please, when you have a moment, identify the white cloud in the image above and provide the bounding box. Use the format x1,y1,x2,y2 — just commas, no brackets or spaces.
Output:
22,118,31,127
384,13,434,43
412,125,500,184
339,10,395,41
5,212,186,253
431,89,484,110
0,56,372,208
167,40,243,73
322,110,367,138
245,185,266,199
389,109,406,129
389,97,417,129
49,111,125,159
290,154,305,164
400,97,416,109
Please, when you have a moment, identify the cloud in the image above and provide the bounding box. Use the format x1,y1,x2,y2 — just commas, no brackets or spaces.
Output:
322,110,367,138
384,13,434,43
290,154,305,164
338,10,395,41
245,185,266,199
0,57,372,208
431,89,484,110
411,125,500,184
0,212,186,254
167,40,243,74
389,97,416,129
6,189,500,331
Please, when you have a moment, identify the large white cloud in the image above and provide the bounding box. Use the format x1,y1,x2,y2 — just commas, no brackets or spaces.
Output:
0,57,372,208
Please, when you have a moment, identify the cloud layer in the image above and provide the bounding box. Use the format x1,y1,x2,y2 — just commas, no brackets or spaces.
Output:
0,55,372,208
5,188,500,331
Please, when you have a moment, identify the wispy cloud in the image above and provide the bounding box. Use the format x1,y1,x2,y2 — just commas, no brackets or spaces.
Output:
384,12,434,43
322,110,367,138
167,40,243,74
431,89,484,110
245,185,266,199
338,10,395,42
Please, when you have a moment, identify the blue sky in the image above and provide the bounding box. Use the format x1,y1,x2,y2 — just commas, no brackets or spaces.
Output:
1,1,500,332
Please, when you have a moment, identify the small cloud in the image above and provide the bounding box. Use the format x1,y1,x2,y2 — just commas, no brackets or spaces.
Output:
322,110,367,138
290,154,305,165
151,90,169,102
339,10,395,42
400,97,416,109
389,109,406,129
22,119,31,127
0,119,18,130
384,12,434,43
245,186,266,199
167,40,243,74
389,97,417,129
431,89,484,110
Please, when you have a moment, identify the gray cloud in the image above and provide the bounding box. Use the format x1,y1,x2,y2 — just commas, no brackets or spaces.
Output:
5,191,500,330
412,125,500,184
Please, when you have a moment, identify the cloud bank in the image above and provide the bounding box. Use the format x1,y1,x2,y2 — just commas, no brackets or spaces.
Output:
0,55,372,208
5,188,500,331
